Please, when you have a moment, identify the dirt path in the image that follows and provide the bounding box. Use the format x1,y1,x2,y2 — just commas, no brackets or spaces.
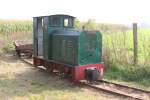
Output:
0,39,4,49
0,53,128,100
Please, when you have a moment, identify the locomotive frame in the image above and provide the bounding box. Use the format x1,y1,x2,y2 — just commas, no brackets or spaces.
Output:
33,14,104,81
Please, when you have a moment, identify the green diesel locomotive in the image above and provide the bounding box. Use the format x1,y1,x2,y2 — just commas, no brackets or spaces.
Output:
33,14,104,81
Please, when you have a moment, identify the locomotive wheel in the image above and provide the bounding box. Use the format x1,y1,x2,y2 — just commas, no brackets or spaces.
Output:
16,50,21,57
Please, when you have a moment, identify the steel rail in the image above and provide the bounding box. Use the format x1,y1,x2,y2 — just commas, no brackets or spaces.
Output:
21,58,33,66
79,81,143,100
98,80,150,94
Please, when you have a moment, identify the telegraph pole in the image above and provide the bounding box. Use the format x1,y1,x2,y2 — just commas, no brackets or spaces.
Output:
133,23,138,65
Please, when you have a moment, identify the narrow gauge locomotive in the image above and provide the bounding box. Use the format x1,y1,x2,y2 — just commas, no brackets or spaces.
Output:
33,14,104,81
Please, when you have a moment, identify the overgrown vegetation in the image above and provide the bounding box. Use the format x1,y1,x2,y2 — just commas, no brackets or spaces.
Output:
104,62,150,86
103,29,150,65
0,20,33,53
2,41,14,53
0,19,32,34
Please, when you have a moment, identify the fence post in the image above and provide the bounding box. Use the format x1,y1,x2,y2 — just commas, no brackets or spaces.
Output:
133,23,138,65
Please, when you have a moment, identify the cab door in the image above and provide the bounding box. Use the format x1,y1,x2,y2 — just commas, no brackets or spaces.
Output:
37,17,43,57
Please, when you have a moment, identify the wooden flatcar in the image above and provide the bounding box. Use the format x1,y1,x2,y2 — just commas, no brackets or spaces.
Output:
14,41,33,58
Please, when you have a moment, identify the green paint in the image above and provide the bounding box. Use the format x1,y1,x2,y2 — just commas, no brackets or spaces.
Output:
78,31,102,65
33,15,103,66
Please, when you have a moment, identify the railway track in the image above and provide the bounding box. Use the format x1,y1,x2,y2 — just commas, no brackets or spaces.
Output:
21,58,33,66
79,80,150,100
21,58,150,100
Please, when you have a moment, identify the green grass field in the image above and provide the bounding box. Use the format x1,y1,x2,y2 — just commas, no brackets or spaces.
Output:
0,19,32,34
103,28,150,65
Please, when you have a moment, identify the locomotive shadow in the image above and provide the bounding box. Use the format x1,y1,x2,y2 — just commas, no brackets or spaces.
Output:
0,53,82,99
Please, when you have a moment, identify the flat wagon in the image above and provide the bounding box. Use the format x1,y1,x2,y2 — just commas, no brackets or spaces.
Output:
14,41,33,57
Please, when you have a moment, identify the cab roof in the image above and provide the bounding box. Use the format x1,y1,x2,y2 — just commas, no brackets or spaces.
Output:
33,14,75,18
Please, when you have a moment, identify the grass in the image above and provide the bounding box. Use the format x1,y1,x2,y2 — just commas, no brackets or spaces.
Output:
104,62,150,87
0,19,32,34
103,28,150,65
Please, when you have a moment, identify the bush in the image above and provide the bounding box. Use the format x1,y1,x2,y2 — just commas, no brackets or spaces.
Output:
104,62,150,86
2,42,14,53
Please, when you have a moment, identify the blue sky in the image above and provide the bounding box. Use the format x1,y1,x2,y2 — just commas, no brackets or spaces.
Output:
0,0,150,24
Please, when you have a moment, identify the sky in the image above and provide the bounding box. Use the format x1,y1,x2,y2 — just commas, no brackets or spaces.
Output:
0,0,150,24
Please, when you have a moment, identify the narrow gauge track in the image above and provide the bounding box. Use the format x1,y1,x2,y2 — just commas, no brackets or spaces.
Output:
21,58,150,100
98,80,150,94
20,58,47,71
21,58,33,66
79,80,150,100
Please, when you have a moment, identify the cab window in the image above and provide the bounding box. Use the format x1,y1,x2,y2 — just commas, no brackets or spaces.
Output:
64,18,74,27
50,16,61,26
64,18,69,27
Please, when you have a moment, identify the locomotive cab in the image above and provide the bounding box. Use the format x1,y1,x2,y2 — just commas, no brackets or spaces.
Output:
49,15,75,28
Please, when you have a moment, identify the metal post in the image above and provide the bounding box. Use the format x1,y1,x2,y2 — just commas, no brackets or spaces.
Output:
133,23,138,65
